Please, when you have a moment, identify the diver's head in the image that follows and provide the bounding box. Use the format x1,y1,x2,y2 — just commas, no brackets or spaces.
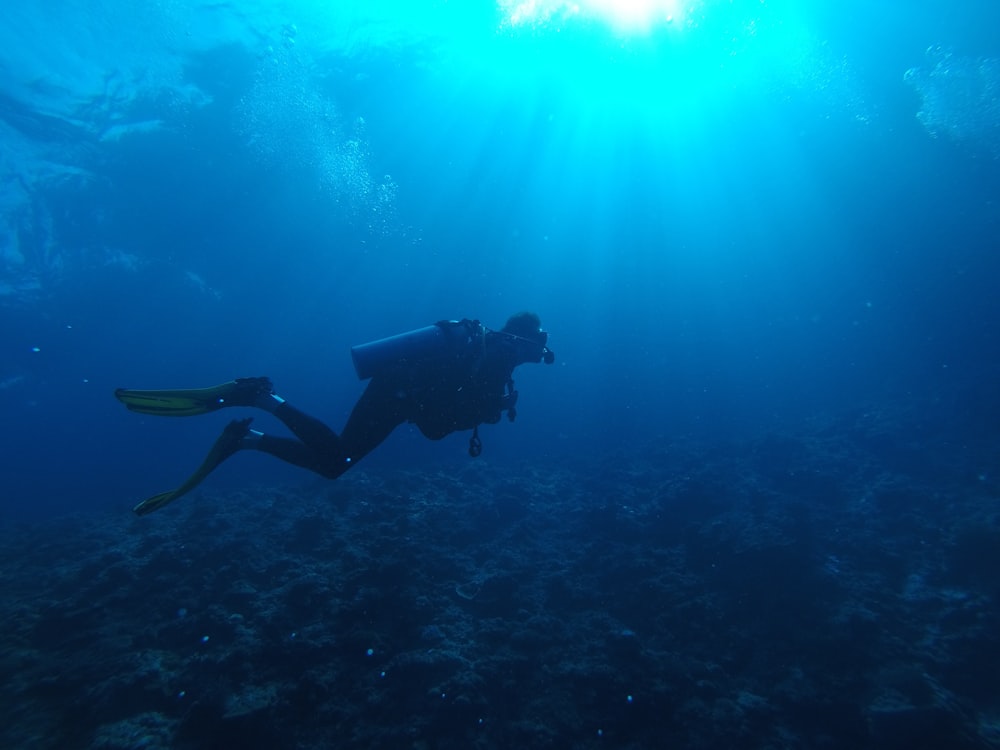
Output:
500,311,555,365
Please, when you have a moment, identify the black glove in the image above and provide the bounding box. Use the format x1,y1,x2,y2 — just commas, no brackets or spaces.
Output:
502,389,519,422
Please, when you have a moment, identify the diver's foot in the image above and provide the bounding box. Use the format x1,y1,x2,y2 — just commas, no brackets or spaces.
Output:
210,417,255,462
224,377,274,408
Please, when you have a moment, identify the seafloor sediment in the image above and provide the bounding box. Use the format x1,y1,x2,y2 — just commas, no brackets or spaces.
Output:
2,406,999,749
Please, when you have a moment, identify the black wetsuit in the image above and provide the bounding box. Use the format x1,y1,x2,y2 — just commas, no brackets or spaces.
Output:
254,328,518,478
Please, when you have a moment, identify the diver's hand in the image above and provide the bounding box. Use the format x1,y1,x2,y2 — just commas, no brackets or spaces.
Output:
502,389,519,421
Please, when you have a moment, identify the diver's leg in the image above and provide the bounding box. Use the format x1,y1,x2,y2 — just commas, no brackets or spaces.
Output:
133,418,254,515
246,379,405,477
244,430,352,479
335,378,407,464
132,381,408,513
247,393,352,477
270,401,343,453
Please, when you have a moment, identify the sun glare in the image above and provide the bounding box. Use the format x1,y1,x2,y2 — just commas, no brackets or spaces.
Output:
501,0,686,34
587,0,682,31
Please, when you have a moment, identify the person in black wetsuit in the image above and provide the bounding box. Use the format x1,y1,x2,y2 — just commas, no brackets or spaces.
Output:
115,312,554,515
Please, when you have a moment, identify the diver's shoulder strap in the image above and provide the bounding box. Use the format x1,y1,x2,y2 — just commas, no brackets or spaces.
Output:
435,318,484,339
434,318,487,364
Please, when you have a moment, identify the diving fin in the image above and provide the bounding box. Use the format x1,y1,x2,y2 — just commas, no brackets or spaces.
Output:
115,377,273,417
133,490,182,517
132,418,254,515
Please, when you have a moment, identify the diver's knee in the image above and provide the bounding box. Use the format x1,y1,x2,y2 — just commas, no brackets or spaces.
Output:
241,429,265,448
318,454,355,479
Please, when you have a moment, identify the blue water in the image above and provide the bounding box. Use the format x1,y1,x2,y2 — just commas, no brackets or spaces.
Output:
3,4,1000,747
0,9,991,492
4,1,999,519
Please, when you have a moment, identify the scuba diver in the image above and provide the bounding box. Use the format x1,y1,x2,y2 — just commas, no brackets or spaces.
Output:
115,312,554,515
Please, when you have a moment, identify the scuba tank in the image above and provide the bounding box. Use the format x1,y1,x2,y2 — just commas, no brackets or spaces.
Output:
351,320,485,380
